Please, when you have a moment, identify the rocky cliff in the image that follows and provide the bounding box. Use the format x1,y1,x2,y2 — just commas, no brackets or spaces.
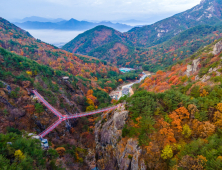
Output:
94,105,145,170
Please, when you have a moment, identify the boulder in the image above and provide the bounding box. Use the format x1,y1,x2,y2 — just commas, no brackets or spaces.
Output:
192,58,200,72
213,40,222,55
186,65,192,76
131,149,140,170
185,58,200,76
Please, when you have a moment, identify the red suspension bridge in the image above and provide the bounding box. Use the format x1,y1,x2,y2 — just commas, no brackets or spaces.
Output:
32,90,121,138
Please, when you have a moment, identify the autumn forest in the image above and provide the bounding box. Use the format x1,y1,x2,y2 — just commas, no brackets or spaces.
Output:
2,0,222,169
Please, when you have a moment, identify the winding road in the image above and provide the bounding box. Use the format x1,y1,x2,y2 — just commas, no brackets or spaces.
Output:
117,72,150,99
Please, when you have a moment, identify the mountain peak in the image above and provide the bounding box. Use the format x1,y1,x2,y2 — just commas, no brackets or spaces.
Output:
68,18,78,22
200,0,207,4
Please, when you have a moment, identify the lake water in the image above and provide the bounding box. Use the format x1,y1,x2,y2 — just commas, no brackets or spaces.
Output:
26,29,85,48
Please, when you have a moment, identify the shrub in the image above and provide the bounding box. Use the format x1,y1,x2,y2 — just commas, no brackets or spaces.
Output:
122,124,130,137
6,127,21,135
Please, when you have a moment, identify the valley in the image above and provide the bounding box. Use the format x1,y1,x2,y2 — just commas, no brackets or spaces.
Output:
2,0,222,169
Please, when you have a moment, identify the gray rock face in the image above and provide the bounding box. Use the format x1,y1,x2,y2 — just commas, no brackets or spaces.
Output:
116,138,141,170
186,65,193,77
213,40,222,55
85,148,96,169
95,108,128,146
95,105,144,170
140,159,147,170
208,66,221,73
200,74,211,82
199,66,221,82
195,75,200,81
185,58,200,76
193,58,201,72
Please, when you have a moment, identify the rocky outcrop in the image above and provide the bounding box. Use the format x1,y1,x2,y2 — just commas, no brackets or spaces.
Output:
95,105,128,146
213,40,222,55
208,66,221,74
196,66,221,82
116,138,142,170
95,105,145,170
85,148,96,169
185,58,200,76
200,74,211,82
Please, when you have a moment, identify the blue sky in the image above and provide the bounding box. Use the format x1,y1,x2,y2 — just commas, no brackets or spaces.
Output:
1,0,201,22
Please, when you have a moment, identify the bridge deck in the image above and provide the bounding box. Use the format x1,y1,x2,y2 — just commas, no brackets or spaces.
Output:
33,90,120,138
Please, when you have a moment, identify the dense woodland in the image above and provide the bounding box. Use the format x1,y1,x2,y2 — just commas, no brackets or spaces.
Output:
0,17,138,86
0,17,141,107
0,47,122,169
118,38,222,169
2,1,222,168
63,23,222,72
0,131,62,169
0,18,142,169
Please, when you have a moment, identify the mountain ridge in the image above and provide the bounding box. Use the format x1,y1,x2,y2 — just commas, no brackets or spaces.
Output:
126,0,222,47
14,18,133,32
62,0,222,71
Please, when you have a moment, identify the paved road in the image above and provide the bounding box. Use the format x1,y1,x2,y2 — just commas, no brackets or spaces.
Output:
118,72,150,99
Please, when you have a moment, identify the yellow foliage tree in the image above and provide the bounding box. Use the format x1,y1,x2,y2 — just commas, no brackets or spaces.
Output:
161,145,173,160
182,124,192,138
86,105,95,111
14,150,25,161
217,103,222,112
200,89,209,97
26,71,32,76
87,89,93,96
213,111,222,127
87,98,94,106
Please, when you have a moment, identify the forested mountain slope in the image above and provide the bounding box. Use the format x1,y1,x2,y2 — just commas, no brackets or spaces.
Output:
63,23,222,71
0,18,140,169
62,25,129,54
0,48,102,169
108,37,222,169
139,24,222,71
0,17,119,80
0,17,142,94
126,0,222,48
63,0,222,71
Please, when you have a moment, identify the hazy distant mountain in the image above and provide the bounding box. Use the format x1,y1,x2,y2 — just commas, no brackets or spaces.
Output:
13,16,66,23
14,18,132,32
